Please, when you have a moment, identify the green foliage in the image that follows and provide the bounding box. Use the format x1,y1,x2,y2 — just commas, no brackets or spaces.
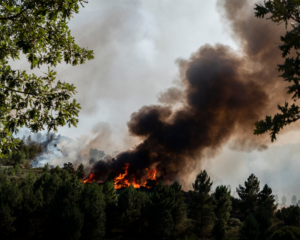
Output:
116,185,148,237
0,168,283,240
102,180,117,238
255,206,272,240
212,186,232,240
144,181,175,239
228,218,243,228
214,185,232,222
258,184,277,217
8,167,15,176
43,163,49,173
254,0,300,141
14,164,21,174
237,174,260,214
239,214,259,240
63,162,75,173
277,206,300,227
170,181,187,235
0,0,94,156
76,163,85,179
270,226,300,240
212,219,226,240
0,139,42,166
292,195,297,205
188,170,215,236
80,182,106,240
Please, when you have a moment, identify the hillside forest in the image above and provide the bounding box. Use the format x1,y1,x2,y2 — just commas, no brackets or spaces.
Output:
0,139,299,240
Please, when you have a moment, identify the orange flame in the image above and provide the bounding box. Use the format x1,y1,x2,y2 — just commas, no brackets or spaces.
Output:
83,173,96,184
114,162,158,190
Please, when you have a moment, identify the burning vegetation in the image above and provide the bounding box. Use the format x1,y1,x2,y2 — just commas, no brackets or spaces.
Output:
83,162,158,189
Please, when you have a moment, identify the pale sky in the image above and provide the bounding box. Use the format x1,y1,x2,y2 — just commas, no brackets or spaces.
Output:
12,0,300,202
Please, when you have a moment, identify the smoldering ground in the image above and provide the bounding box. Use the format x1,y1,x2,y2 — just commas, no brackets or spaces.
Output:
90,0,292,185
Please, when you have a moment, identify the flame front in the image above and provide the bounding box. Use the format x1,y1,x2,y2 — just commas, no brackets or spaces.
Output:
114,162,158,190
83,173,96,184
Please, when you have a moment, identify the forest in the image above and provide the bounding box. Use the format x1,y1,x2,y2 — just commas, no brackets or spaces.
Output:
0,139,298,240
2,0,300,240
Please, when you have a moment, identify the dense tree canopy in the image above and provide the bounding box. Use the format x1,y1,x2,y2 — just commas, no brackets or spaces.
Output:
0,0,94,156
254,0,300,141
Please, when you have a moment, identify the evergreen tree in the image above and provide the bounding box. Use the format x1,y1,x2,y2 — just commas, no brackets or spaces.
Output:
239,214,259,240
117,185,149,237
102,180,118,238
212,185,232,240
237,174,260,214
282,195,287,206
255,206,272,240
270,226,300,240
212,219,226,240
214,185,232,221
0,180,22,238
80,182,106,240
275,194,279,204
258,184,277,216
46,174,84,240
77,163,85,179
284,206,300,227
292,195,297,205
144,181,175,239
63,162,75,173
188,170,215,236
43,163,49,173
170,181,187,236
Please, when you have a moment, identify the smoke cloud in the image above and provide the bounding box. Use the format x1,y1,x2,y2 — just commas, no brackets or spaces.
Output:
90,0,293,186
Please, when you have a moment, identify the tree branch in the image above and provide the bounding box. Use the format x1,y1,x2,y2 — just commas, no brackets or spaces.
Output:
3,85,36,96
0,9,27,21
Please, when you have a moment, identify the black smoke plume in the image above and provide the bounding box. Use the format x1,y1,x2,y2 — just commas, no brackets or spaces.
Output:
91,0,291,184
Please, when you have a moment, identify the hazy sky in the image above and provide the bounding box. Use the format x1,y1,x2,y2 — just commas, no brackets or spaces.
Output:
12,0,300,202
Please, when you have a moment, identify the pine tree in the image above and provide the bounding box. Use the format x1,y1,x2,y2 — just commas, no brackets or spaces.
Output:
117,185,149,237
275,194,279,204
80,182,106,240
77,163,85,180
62,203,84,240
170,181,187,236
255,206,272,240
239,213,259,240
284,206,300,227
102,180,118,238
43,163,49,173
258,184,277,216
102,181,118,206
47,175,84,240
212,185,232,240
144,181,175,239
214,185,232,221
282,195,287,206
212,219,226,240
270,226,300,240
292,195,297,205
0,180,22,238
188,170,215,236
237,174,260,214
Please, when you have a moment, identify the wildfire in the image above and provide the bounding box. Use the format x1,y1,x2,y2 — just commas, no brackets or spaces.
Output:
83,173,96,184
114,162,158,190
